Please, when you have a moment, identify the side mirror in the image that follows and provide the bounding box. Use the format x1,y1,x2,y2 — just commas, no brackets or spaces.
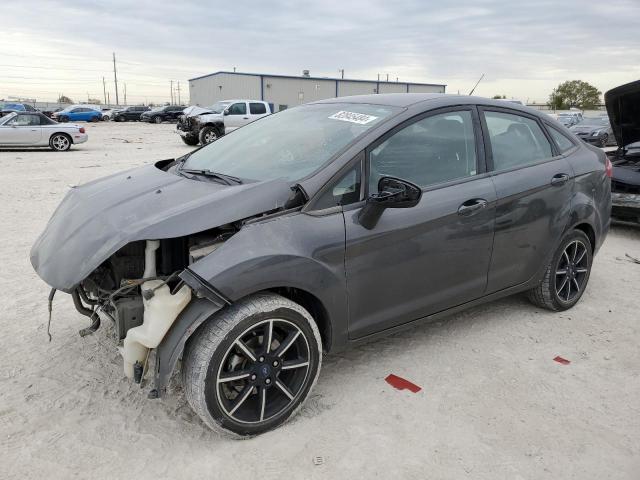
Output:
223,109,230,116
358,176,422,229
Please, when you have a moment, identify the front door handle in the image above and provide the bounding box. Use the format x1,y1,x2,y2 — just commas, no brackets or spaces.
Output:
458,198,488,216
551,173,570,186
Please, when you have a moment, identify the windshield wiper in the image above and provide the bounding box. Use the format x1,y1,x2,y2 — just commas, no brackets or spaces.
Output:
180,168,243,185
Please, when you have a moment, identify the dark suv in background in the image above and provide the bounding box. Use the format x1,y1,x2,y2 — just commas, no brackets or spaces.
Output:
113,106,151,122
31,94,611,437
141,105,186,124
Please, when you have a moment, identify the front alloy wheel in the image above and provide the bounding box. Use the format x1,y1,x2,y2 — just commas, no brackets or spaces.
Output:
182,294,322,437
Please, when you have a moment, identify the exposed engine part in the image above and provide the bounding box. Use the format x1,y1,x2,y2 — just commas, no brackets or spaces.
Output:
122,280,191,379
143,240,160,278
79,313,101,337
114,296,144,340
133,361,144,384
47,288,56,342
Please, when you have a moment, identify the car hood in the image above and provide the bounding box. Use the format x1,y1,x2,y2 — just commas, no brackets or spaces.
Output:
605,80,640,148
183,106,222,118
570,125,605,134
30,161,293,292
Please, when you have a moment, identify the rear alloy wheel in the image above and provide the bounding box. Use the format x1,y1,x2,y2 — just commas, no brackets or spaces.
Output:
49,133,71,151
102,115,110,121
198,125,221,145
528,229,592,311
182,293,322,437
154,116,163,124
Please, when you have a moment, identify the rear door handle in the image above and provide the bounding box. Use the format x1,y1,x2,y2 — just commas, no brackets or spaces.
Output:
458,198,488,216
551,173,570,186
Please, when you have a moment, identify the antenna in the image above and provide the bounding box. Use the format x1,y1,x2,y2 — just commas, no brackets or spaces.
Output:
468,73,485,96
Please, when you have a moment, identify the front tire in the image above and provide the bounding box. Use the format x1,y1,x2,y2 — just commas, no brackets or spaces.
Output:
154,116,163,124
59,115,69,123
599,134,608,148
182,293,322,437
528,229,592,311
102,115,110,121
198,125,222,145
49,133,72,151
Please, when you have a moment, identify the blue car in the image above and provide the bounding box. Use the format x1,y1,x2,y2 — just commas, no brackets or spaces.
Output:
53,106,102,123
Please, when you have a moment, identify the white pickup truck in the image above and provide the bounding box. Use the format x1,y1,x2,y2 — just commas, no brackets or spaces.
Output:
176,99,273,145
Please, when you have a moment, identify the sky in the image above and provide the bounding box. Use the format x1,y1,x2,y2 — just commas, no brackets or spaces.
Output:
1,0,639,105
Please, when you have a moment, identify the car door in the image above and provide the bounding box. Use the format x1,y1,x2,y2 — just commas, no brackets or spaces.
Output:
343,107,497,339
224,102,249,132
249,102,269,122
0,114,42,144
479,107,574,293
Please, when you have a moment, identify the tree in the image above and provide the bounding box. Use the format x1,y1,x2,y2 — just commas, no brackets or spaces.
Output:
58,95,73,104
548,80,601,110
492,94,506,99
87,98,102,105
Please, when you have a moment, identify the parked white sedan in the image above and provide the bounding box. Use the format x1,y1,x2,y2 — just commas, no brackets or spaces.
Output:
0,112,88,151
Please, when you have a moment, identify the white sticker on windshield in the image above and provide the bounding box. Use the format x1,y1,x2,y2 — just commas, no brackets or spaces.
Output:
328,111,378,125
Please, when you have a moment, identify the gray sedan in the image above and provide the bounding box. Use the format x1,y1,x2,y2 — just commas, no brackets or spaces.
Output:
0,112,88,151
31,93,611,436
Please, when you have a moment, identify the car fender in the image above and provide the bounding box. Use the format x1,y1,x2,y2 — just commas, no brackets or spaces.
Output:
185,212,348,349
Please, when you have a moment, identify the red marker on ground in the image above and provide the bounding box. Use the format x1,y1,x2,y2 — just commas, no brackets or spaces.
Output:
553,356,571,365
385,374,422,393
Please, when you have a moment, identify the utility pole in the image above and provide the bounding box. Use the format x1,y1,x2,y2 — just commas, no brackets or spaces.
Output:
339,69,344,79
170,80,174,105
386,73,389,82
124,83,127,105
107,92,110,104
113,52,119,105
176,81,181,105
102,77,107,105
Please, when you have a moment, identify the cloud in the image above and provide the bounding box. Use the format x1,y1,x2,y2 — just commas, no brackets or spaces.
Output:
1,0,639,103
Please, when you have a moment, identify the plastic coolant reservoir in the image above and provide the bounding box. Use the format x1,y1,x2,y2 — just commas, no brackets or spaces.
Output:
123,280,191,379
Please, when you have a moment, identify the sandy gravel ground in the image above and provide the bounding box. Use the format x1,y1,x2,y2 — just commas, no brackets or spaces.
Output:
1,122,639,479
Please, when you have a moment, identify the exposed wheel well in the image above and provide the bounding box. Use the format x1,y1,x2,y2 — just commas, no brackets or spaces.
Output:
267,287,332,352
574,222,595,252
51,132,73,144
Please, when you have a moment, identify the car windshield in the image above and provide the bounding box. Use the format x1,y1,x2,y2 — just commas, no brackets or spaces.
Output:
206,102,231,114
1,103,25,111
577,117,608,126
183,103,401,182
0,112,17,125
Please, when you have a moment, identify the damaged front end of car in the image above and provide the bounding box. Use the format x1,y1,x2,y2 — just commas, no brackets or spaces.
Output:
605,80,640,226
31,158,301,395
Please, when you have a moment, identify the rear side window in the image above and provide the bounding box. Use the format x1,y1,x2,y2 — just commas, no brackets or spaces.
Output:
547,125,575,153
484,111,553,170
368,110,477,192
250,103,267,114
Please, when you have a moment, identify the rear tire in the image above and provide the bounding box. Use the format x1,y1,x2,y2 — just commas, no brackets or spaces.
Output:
180,135,199,146
102,115,110,121
527,229,592,311
182,293,322,437
49,133,72,151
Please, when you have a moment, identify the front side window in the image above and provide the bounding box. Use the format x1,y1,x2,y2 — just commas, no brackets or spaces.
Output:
228,103,247,115
183,103,400,182
314,165,362,209
369,110,478,192
250,103,267,115
484,111,553,170
547,125,575,153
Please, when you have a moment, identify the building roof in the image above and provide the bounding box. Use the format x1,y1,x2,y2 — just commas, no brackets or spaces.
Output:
189,70,446,88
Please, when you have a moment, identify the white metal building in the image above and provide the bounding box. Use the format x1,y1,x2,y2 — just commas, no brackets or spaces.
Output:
188,71,446,111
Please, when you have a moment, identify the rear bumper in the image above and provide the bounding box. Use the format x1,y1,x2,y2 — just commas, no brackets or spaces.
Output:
576,134,606,145
611,192,640,224
72,133,88,144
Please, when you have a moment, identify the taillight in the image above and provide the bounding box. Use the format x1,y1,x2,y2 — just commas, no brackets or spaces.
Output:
605,156,613,178
79,127,85,134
